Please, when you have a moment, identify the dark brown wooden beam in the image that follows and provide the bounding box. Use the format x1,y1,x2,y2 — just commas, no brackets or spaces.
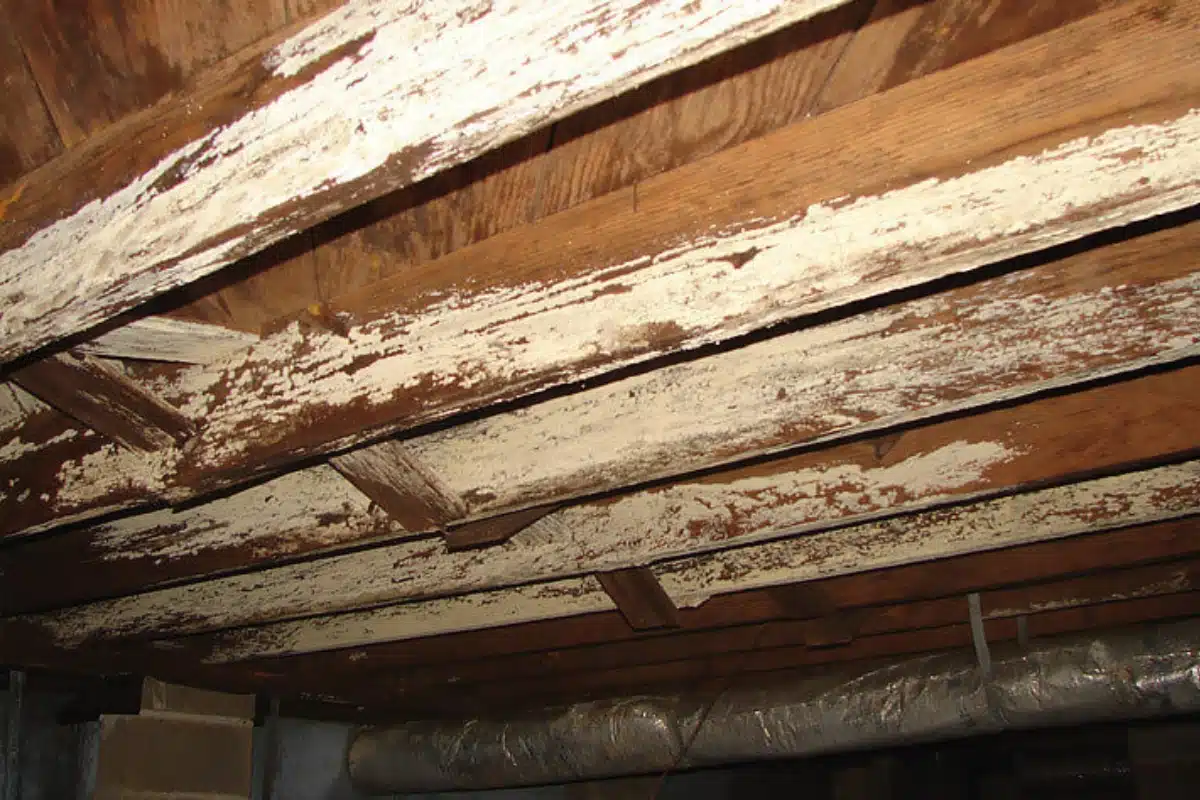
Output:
443,506,559,552
598,568,681,631
10,351,193,451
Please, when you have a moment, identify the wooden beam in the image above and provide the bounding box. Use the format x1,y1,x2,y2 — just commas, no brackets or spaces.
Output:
597,568,681,630
9,357,1200,640
76,317,260,365
233,517,1200,685
315,558,1200,701
9,350,1200,618
0,0,857,363
10,351,193,451
3,1,1198,536
329,440,466,532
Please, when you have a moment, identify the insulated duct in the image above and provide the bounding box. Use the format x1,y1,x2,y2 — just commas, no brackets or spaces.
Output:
348,619,1200,794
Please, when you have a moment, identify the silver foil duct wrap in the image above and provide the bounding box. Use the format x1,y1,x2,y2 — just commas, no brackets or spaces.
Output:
348,619,1200,794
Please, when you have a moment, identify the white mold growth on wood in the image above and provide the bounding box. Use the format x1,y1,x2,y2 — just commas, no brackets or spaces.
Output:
202,460,1200,660
0,0,854,362
654,461,1200,608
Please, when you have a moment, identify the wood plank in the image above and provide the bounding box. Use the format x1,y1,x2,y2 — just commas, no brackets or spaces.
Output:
235,517,1200,684
8,350,1199,624
278,0,1108,336
8,177,1200,547
76,317,260,365
316,557,1200,699
4,1,1198,537
0,4,63,187
326,592,1200,715
0,0,858,362
329,440,465,532
597,568,681,630
10,351,194,451
37,446,1200,662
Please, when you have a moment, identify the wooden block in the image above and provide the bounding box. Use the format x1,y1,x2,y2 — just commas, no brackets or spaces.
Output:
330,440,466,532
598,568,681,630
443,506,558,551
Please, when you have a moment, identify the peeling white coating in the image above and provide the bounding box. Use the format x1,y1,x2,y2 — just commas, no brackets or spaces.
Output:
88,465,408,564
30,437,1025,644
0,0,851,360
208,577,614,662
0,384,47,433
655,461,1200,608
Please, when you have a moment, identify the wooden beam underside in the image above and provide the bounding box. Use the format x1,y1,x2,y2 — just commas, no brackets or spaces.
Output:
1,1,1197,539
0,0,1197,718
0,0,858,363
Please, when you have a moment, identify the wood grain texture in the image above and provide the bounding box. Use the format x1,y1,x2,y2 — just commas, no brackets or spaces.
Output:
184,459,1200,663
598,568,681,630
329,440,466,532
314,558,1200,702
239,0,1114,336
3,4,1197,536
10,352,194,451
0,5,63,187
208,517,1200,689
16,352,1200,653
6,333,1198,617
442,506,558,552
0,0,857,362
76,317,260,364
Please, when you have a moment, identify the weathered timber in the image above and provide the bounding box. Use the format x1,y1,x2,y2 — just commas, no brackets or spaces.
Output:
10,351,194,451
597,568,681,630
0,4,63,186
38,450,1200,661
329,440,465,532
6,189,1200,546
442,506,559,552
306,557,1200,699
8,355,1200,622
232,517,1200,684
76,317,260,365
324,592,1200,715
3,1,1197,538
0,0,858,362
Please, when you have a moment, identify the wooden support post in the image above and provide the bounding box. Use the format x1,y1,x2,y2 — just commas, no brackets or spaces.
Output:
330,440,466,532
9,351,193,451
598,568,681,631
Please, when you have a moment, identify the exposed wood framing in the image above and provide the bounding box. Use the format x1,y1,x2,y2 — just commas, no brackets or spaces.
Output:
229,517,1200,690
0,0,858,362
329,440,466,532
442,506,559,552
6,357,1198,619
1,1,1197,538
10,352,194,451
181,459,1200,662
76,318,260,365
597,568,681,630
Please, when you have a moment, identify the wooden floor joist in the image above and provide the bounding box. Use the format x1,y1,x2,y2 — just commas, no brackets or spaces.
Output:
597,568,682,631
0,0,860,363
2,1,1198,538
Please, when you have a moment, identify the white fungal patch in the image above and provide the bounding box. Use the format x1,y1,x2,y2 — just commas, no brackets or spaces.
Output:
0,384,47,433
28,437,1024,644
0,0,852,360
76,317,260,365
654,461,1200,608
206,577,614,662
197,460,1200,660
88,465,408,564
181,110,1200,471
